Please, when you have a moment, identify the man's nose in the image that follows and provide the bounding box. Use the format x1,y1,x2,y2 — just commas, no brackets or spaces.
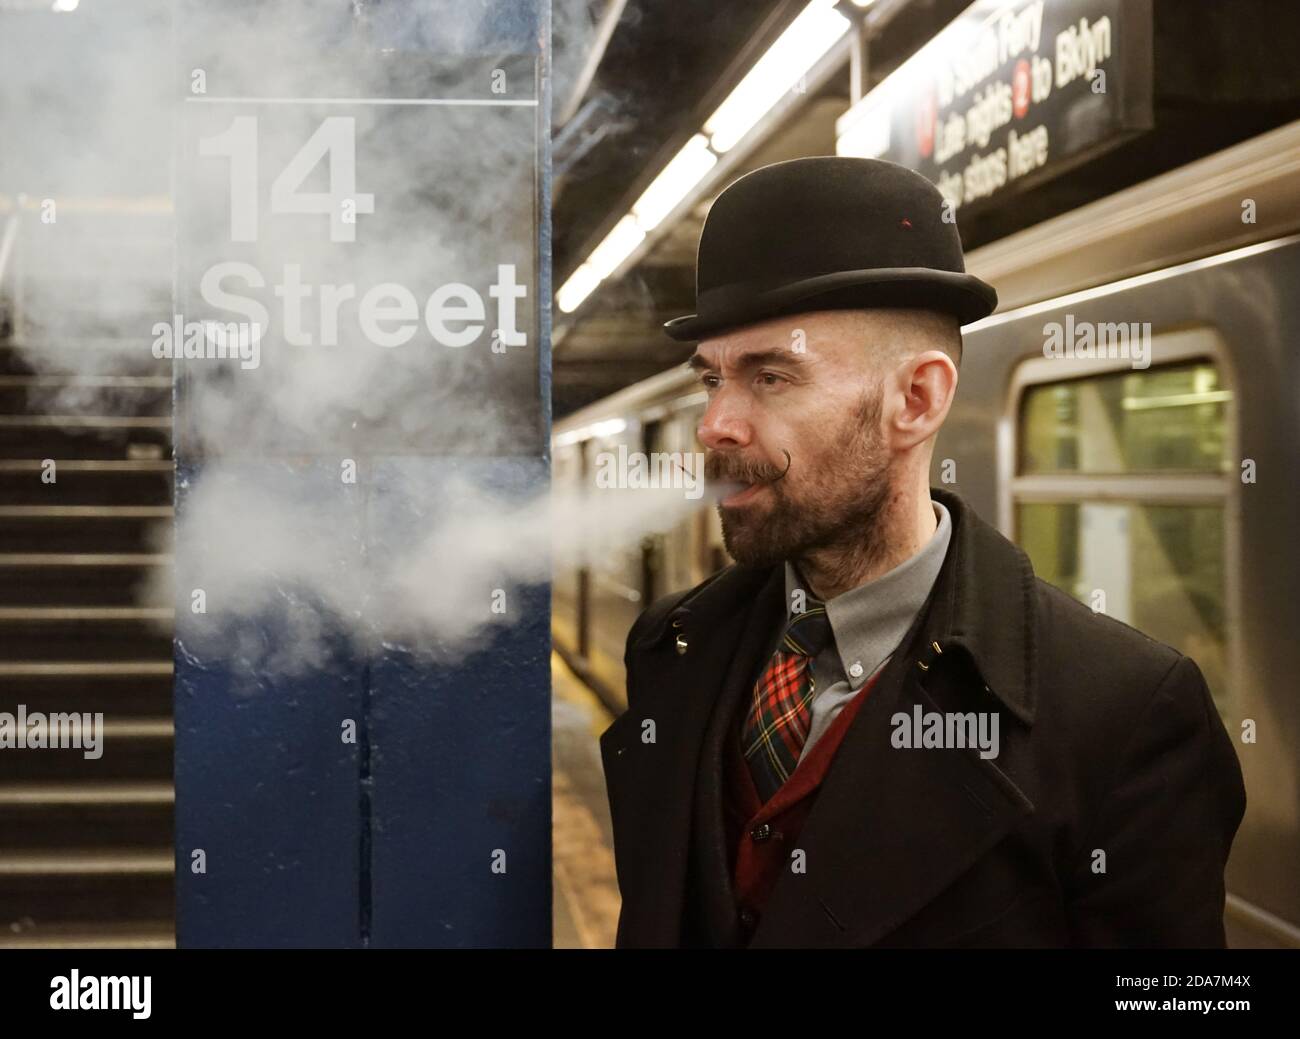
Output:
697,390,752,450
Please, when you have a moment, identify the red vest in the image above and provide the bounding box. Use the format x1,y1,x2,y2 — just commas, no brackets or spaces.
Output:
723,670,882,938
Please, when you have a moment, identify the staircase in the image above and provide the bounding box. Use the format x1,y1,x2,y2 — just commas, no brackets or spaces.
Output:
0,204,176,948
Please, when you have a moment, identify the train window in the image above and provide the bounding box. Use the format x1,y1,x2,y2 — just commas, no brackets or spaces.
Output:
1010,345,1235,716
1019,361,1230,474
1017,501,1228,711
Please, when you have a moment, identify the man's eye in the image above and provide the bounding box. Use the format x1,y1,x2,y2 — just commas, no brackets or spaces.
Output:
701,373,720,389
758,371,784,386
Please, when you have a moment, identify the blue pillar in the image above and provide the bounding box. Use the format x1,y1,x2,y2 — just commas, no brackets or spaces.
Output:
173,0,551,948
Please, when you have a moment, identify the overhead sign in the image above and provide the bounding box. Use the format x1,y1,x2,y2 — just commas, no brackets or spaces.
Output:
837,0,1152,214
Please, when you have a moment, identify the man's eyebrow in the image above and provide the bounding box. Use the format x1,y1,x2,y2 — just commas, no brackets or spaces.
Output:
687,349,808,373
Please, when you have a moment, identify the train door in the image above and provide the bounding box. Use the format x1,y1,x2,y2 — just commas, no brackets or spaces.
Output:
1003,328,1236,717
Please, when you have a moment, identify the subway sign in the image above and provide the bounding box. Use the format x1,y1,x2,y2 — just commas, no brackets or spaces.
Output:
837,0,1153,214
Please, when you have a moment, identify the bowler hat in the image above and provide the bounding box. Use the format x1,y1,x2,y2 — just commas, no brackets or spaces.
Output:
663,156,997,341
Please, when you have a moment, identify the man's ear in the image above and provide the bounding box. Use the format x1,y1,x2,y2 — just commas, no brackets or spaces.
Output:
889,349,958,450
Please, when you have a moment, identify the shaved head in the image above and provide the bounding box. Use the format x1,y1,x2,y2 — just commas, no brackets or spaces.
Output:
841,307,963,370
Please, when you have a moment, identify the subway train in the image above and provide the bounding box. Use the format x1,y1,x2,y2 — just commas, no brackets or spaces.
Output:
552,119,1300,948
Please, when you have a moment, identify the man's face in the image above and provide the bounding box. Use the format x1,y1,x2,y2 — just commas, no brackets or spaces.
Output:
691,309,896,568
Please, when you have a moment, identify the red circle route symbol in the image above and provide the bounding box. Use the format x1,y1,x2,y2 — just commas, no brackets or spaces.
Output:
1012,59,1031,119
916,87,937,158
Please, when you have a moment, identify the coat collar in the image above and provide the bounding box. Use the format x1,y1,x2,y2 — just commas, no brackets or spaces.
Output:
635,487,1037,725
925,487,1037,725
630,558,774,654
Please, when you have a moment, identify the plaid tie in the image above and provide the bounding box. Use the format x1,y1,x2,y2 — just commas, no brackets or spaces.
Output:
740,600,834,803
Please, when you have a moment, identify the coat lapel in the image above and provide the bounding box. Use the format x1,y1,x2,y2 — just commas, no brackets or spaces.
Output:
747,645,1034,947
691,566,785,946
602,563,777,947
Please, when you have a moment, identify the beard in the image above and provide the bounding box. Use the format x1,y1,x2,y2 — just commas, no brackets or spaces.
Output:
705,386,894,570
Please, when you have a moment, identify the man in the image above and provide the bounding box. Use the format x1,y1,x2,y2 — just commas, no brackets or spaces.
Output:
599,156,1246,948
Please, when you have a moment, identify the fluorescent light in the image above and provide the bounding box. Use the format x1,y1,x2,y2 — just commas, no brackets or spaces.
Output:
589,418,628,438
836,99,892,158
553,417,628,447
52,0,79,10
848,0,877,8
703,0,850,153
586,214,646,279
556,136,716,315
557,263,602,314
631,134,718,232
556,0,852,319
556,215,645,315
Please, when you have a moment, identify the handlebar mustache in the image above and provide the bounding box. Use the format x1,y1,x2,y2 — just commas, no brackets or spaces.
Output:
704,448,791,485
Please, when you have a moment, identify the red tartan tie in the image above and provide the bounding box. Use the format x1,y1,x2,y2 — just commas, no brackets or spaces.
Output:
740,601,834,803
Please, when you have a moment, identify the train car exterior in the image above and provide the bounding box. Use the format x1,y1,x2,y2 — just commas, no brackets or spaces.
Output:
552,119,1300,948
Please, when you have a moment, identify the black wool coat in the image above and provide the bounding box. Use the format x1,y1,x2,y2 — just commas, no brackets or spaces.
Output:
599,488,1247,948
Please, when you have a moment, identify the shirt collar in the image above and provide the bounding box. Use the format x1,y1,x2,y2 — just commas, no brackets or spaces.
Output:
783,500,953,689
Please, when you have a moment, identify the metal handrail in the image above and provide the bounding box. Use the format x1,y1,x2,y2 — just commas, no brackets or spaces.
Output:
0,208,19,293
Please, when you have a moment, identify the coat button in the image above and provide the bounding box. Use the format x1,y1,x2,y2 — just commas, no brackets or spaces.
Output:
674,634,689,655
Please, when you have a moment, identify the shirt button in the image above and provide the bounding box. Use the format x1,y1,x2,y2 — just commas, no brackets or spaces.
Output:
739,908,757,929
849,661,864,679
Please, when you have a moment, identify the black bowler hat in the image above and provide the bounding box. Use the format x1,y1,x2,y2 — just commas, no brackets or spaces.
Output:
663,156,997,341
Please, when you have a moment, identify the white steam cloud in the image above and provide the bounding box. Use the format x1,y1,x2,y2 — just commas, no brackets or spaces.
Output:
1,0,713,676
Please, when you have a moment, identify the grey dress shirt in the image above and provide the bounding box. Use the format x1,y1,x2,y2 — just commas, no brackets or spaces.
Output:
775,499,953,765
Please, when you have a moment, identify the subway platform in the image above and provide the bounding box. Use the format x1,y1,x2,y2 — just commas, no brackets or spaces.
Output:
551,654,619,949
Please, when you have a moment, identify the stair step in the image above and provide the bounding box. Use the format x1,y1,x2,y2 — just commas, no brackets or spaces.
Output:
0,504,172,518
0,662,172,716
0,415,170,431
0,553,172,606
0,374,171,417
0,781,173,807
0,343,170,379
0,722,173,782
15,309,175,345
0,608,172,662
0,713,171,741
0,920,175,949
0,375,171,388
0,606,172,620
0,458,173,505
0,797,172,852
0,749,171,785
0,865,174,930
0,415,171,458
0,507,172,552
0,849,173,877
0,660,173,678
